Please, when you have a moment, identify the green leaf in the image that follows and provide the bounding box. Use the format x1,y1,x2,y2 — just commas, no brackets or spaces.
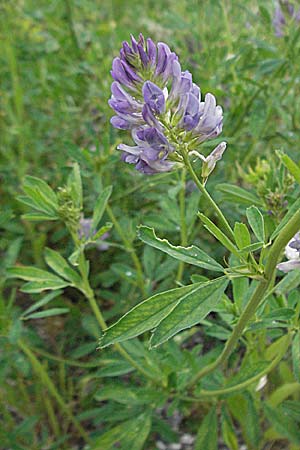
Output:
1,237,22,271
195,406,218,450
237,242,264,253
21,212,59,222
274,270,300,295
24,308,69,320
68,248,81,266
68,163,83,209
246,206,265,242
95,385,139,404
226,362,269,388
217,183,262,206
137,225,223,272
99,278,228,348
23,176,58,208
292,332,300,382
7,266,67,283
282,401,300,421
243,392,260,447
234,222,251,250
271,198,300,239
277,150,300,184
90,412,152,450
20,280,69,293
22,290,63,316
92,222,113,241
264,403,300,444
94,385,164,406
95,361,133,378
264,308,295,321
44,248,81,285
232,277,249,309
23,176,58,214
268,383,300,408
92,186,113,232
221,405,239,450
198,213,240,256
150,278,228,347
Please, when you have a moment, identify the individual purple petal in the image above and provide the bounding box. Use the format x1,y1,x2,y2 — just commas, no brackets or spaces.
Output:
169,63,193,101
130,34,138,52
277,260,300,272
120,41,136,65
194,93,223,141
146,38,157,66
142,81,166,114
285,232,300,259
121,60,142,83
138,43,149,67
155,43,170,76
142,103,164,130
111,58,134,88
181,93,201,131
191,83,201,100
138,33,145,47
110,116,131,129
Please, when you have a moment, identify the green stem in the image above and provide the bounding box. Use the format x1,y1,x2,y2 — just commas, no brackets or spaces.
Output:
18,340,91,444
81,272,158,383
44,393,61,438
188,208,300,387
69,227,155,382
177,169,188,281
30,346,116,368
106,204,146,295
180,332,291,401
182,150,235,241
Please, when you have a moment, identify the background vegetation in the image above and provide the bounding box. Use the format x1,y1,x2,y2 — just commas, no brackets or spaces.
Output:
1,0,300,449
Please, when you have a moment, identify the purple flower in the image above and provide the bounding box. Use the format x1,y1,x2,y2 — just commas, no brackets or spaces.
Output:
169,61,194,102
201,142,227,178
178,93,201,131
109,34,224,174
193,93,223,142
109,82,144,130
277,232,300,272
142,81,166,114
118,127,175,174
111,57,142,90
79,218,109,251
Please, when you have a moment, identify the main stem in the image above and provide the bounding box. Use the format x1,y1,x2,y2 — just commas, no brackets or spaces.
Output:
182,151,235,241
189,208,300,387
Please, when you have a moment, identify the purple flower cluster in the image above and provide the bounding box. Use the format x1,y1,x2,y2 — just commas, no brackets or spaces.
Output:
273,1,300,37
109,34,223,174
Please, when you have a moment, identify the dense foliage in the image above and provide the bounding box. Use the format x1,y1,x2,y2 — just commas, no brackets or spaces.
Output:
1,1,300,449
